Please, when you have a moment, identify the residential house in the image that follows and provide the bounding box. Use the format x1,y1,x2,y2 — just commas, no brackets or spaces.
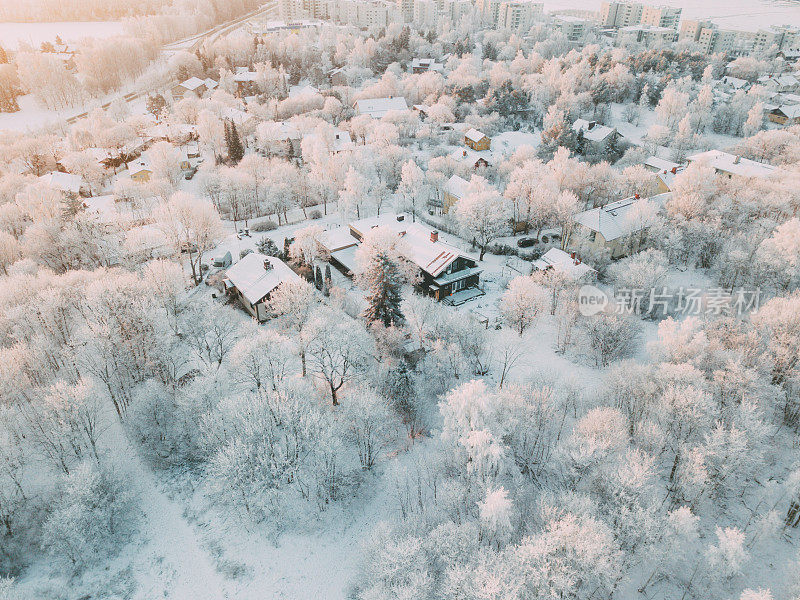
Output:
232,68,260,95
441,174,469,214
172,76,209,100
768,104,800,125
450,147,491,170
323,213,483,303
354,96,409,118
328,66,348,86
464,128,491,151
260,122,302,157
410,58,445,73
644,156,680,173
288,84,321,98
38,171,85,196
129,158,153,183
223,253,303,321
568,192,669,259
533,248,596,281
757,74,800,94
687,150,778,179
573,119,619,152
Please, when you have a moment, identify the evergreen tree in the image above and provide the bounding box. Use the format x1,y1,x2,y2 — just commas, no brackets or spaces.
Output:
315,265,323,291
324,264,332,296
361,252,405,327
226,120,244,164
176,65,190,82
0,46,7,64
482,41,498,61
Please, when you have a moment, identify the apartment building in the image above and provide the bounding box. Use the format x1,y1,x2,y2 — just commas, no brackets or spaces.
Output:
640,4,681,29
413,0,471,27
498,0,542,32
552,15,593,42
600,1,643,28
618,24,677,47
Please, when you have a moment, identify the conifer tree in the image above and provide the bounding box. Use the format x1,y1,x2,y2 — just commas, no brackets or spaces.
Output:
226,120,244,164
360,251,405,327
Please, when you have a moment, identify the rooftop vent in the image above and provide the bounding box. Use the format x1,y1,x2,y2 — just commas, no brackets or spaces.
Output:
264,259,273,271
397,214,405,221
734,155,741,164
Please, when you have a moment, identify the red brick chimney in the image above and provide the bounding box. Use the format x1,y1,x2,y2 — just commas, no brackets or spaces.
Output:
634,193,640,199
671,167,677,174
430,230,439,243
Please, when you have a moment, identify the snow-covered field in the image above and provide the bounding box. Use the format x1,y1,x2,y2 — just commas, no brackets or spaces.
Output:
0,21,126,50
544,0,800,29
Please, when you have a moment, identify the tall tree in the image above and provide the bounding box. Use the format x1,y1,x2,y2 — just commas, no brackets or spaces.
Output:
226,120,244,164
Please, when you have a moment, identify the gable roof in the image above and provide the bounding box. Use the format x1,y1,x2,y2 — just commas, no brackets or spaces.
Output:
573,119,616,142
39,171,83,194
179,77,206,91
465,128,488,143
349,213,475,277
573,193,669,242
687,150,777,178
354,97,409,118
772,105,800,119
533,248,595,279
225,253,302,305
644,156,680,172
444,174,469,200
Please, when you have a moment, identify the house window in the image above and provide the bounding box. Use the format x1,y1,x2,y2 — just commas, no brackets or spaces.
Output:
452,279,467,292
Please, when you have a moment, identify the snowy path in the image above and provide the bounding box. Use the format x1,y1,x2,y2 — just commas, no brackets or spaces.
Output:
111,423,232,600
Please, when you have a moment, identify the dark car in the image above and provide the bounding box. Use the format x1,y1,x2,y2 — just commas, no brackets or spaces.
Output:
517,237,538,248
184,168,198,180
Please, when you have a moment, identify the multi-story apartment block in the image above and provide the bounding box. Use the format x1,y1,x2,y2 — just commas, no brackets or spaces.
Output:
600,1,643,28
618,24,677,47
552,15,594,42
412,0,471,28
498,0,542,32
640,4,681,29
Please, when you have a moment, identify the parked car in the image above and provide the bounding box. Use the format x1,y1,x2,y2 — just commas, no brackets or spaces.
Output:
184,167,198,180
517,237,538,248
212,251,232,268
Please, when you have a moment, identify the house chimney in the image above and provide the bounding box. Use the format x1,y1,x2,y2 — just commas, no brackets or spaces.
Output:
397,214,405,221
463,150,467,157
264,258,273,271
671,166,677,174
430,230,439,243
734,155,741,164
634,193,640,199
570,251,576,259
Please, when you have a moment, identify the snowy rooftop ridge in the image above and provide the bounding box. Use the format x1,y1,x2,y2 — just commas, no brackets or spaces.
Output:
348,212,475,277
533,248,596,280
224,253,302,305
687,150,777,179
39,171,83,194
573,193,670,242
354,97,409,118
572,119,615,142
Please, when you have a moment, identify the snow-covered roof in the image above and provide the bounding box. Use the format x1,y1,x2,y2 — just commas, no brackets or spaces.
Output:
465,128,488,143
450,147,492,167
687,150,777,178
288,84,320,98
444,174,469,199
721,76,749,89
773,105,800,119
349,213,474,277
411,58,444,72
39,171,83,194
644,156,680,172
204,78,218,90
573,119,616,142
233,69,259,83
573,193,669,242
179,76,206,90
354,97,409,118
83,194,119,224
320,226,359,252
224,253,302,305
533,248,595,280
758,74,799,88
262,122,301,141
129,157,152,174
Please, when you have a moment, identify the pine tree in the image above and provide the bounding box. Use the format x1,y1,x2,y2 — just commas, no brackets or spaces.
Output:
361,252,405,327
315,266,323,291
226,120,244,164
324,264,332,296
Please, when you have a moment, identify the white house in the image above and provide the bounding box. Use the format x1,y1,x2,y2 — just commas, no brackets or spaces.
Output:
533,248,596,281
354,97,409,118
687,150,778,179
573,119,619,150
39,171,85,196
224,253,303,322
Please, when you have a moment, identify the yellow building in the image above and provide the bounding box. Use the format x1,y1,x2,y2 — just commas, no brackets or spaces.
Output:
464,128,491,151
129,159,152,183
